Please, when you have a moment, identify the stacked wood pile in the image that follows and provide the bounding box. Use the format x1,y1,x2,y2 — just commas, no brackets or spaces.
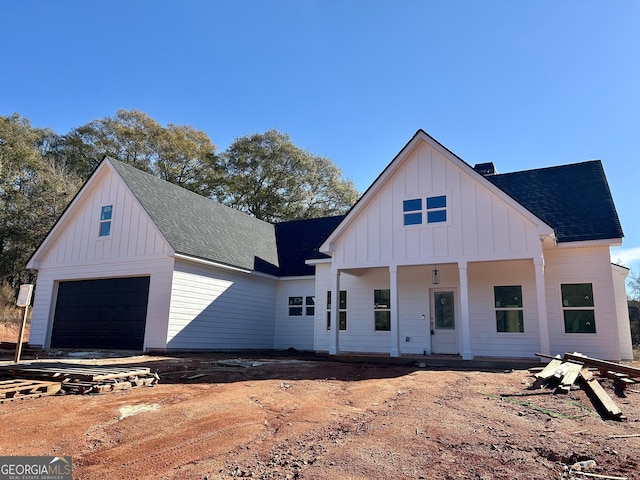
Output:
0,362,159,400
533,352,640,420
0,378,62,401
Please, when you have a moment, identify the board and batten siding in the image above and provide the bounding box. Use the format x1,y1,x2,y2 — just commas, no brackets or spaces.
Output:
329,141,542,269
274,278,316,351
28,166,175,351
167,259,277,350
543,246,622,361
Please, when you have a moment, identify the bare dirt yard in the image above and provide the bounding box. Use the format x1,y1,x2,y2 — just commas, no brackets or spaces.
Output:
1,336,639,479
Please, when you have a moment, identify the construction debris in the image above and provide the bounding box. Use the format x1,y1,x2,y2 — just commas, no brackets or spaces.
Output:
533,352,639,420
0,378,62,402
0,362,159,397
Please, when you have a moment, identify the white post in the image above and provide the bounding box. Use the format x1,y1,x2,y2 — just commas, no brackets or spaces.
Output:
389,265,400,357
329,270,340,355
534,256,551,358
458,261,472,360
14,284,34,363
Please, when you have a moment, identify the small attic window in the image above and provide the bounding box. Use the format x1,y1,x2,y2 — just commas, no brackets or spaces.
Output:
99,205,113,237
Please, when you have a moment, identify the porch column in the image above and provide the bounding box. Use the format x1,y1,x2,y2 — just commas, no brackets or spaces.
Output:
534,256,551,357
458,261,472,360
329,269,340,355
389,265,400,357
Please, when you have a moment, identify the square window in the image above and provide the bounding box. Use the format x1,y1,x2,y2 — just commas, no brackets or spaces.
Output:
426,195,446,209
427,210,447,223
288,296,303,316
403,198,422,212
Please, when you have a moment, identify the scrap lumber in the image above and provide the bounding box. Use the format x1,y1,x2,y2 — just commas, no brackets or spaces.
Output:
557,361,583,393
535,355,564,380
0,363,159,396
564,353,640,379
579,367,623,420
0,379,61,401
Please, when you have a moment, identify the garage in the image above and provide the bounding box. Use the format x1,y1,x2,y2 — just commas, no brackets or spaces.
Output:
50,276,150,350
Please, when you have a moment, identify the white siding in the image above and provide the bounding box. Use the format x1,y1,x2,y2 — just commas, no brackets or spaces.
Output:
167,259,276,350
29,256,175,351
35,167,170,267
330,141,542,269
543,246,622,361
612,264,633,360
467,260,541,358
274,278,316,351
28,166,175,351
314,265,438,355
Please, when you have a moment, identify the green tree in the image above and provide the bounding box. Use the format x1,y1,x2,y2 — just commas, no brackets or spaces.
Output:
0,114,82,287
57,109,220,196
216,129,359,222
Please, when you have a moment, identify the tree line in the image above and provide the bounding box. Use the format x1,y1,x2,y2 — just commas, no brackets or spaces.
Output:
0,110,359,290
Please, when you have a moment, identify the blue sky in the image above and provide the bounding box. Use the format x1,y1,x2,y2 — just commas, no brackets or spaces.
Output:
3,1,639,280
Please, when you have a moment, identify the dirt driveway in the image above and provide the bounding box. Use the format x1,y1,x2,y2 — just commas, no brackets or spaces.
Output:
1,350,639,480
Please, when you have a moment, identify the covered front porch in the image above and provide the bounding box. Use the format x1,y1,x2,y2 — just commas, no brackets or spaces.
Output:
317,257,550,360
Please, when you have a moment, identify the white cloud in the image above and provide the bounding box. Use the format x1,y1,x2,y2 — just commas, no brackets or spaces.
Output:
610,246,640,269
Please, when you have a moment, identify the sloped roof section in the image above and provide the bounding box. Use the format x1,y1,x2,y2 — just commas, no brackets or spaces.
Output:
109,158,280,272
274,215,345,276
487,160,623,243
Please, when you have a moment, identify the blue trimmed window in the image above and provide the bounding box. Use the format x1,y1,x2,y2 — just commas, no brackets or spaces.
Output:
426,195,447,223
99,205,113,237
403,198,422,226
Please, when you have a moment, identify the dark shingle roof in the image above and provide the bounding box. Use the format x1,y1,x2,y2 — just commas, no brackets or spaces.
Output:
109,158,280,272
486,160,623,243
273,216,345,276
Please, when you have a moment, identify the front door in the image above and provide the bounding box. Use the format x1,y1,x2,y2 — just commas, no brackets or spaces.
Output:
431,290,458,354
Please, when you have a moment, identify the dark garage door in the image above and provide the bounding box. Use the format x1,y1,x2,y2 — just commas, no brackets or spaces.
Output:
51,276,150,350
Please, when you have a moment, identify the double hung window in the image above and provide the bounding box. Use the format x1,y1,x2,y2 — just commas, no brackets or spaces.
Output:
561,283,596,333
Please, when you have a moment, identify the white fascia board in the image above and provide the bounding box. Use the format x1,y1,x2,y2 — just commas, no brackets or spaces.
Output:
174,253,253,274
305,258,332,266
554,238,623,249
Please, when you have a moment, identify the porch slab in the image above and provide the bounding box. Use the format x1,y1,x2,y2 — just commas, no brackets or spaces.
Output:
321,353,538,371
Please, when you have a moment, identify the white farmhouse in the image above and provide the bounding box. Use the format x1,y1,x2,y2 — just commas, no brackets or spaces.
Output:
26,130,632,361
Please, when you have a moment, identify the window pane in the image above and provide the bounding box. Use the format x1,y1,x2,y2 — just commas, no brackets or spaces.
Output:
326,291,331,309
496,310,524,332
99,221,111,237
374,289,390,309
494,286,523,308
427,195,446,209
339,291,347,309
306,306,315,316
375,311,391,331
289,296,303,306
427,210,447,223
289,307,303,316
561,284,594,307
100,205,113,221
326,311,331,330
306,296,315,306
404,212,422,226
339,311,347,331
403,198,422,212
434,292,455,329
564,310,596,333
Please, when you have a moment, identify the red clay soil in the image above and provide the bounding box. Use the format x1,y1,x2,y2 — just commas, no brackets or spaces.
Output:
0,340,639,479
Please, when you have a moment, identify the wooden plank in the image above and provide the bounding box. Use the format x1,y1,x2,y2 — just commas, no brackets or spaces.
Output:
557,362,583,393
600,371,636,384
0,379,62,400
565,353,640,379
579,368,623,419
535,355,563,379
